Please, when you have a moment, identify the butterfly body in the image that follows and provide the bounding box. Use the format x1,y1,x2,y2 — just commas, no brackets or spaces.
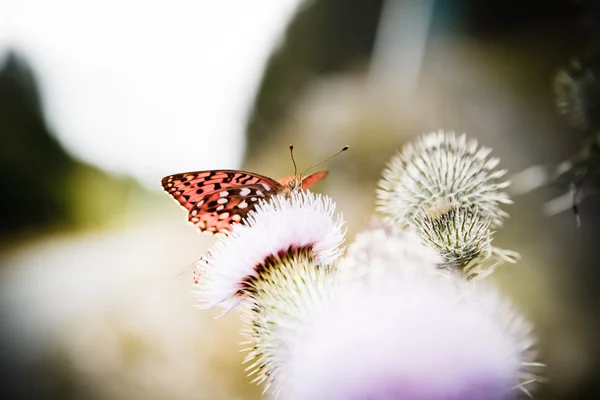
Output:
161,169,328,235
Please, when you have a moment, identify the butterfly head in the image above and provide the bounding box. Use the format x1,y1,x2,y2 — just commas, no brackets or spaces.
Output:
279,175,303,195
284,144,349,191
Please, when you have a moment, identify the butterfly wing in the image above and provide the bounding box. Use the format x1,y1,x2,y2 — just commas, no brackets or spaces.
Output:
161,170,283,234
301,171,329,189
188,183,281,234
161,170,281,211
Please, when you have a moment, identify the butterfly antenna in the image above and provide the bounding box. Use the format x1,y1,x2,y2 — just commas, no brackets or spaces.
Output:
298,145,349,176
289,144,298,175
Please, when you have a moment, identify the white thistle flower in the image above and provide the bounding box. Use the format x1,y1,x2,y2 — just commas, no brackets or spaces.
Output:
279,229,543,399
377,130,511,229
193,190,345,311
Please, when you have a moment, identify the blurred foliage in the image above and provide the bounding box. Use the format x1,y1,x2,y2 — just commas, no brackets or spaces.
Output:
244,0,384,160
453,0,578,37
245,0,599,162
0,52,147,247
0,52,74,237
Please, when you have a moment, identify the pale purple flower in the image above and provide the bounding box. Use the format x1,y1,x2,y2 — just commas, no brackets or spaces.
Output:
278,228,542,400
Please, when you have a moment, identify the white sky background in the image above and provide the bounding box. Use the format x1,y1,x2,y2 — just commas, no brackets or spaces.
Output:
0,0,301,189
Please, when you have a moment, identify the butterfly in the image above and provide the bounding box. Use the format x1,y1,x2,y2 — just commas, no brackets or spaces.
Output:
161,145,348,235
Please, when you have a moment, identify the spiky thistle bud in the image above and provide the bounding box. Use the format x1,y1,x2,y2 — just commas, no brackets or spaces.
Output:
413,200,491,266
240,253,337,394
377,130,511,228
376,131,516,277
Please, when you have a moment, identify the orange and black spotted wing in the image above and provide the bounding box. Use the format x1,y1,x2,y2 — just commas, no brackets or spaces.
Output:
161,170,283,234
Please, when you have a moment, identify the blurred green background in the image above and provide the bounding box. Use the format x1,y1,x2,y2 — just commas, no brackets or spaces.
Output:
1,0,599,398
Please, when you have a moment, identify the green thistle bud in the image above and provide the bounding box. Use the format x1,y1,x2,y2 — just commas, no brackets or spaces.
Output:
377,130,511,229
413,200,491,267
377,131,518,278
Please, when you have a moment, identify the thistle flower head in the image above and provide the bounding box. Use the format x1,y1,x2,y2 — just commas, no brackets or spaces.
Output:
193,190,345,310
377,130,511,229
281,239,542,400
413,200,492,267
240,252,337,394
554,58,600,131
